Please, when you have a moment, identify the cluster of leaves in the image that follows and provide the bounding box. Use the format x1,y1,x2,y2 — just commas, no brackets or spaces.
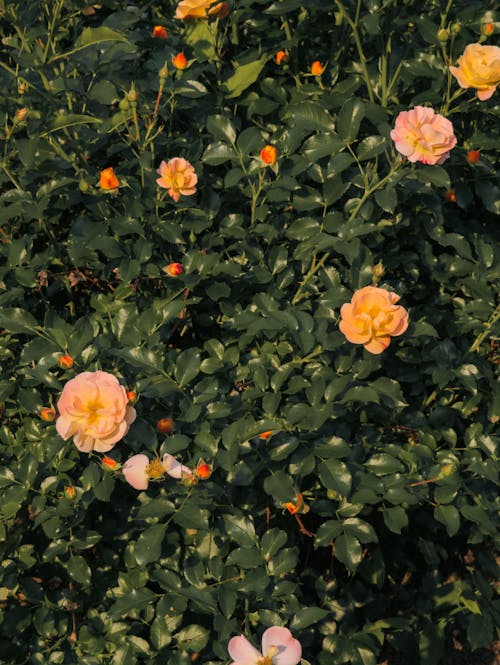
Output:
0,0,498,663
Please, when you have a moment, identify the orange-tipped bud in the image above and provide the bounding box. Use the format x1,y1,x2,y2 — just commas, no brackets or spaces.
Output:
166,262,183,276
64,486,76,500
156,417,174,434
152,25,168,39
102,456,118,470
259,430,273,440
126,390,137,403
444,189,456,203
466,149,480,165
284,493,303,514
58,354,74,370
310,61,325,76
99,167,119,191
275,50,289,65
481,22,494,36
195,462,212,479
172,53,188,70
14,108,28,123
260,146,277,165
40,407,56,422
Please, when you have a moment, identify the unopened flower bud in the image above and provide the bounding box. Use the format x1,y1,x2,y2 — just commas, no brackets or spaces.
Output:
260,145,277,165
14,108,28,123
334,11,343,26
152,25,168,39
102,456,119,470
79,178,90,193
127,86,139,106
275,50,288,65
58,354,74,369
159,62,169,82
165,262,183,276
310,61,325,76
195,462,212,479
126,390,137,403
18,81,28,95
466,149,480,165
444,189,456,203
64,486,76,500
119,98,130,111
437,28,449,42
372,260,385,283
451,22,461,35
40,407,56,422
438,463,455,479
156,417,174,434
481,22,494,36
259,430,273,440
172,53,188,70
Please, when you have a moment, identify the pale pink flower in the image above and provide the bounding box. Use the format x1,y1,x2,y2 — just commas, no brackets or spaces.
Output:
156,157,198,202
450,43,500,101
228,627,302,665
390,106,456,165
56,371,136,453
122,453,192,490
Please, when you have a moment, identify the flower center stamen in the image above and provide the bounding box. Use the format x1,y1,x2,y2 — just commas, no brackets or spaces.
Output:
146,459,166,480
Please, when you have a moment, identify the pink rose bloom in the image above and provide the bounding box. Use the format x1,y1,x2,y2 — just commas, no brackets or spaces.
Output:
56,371,136,452
339,285,409,354
390,106,456,165
228,627,302,665
156,157,198,202
122,453,192,490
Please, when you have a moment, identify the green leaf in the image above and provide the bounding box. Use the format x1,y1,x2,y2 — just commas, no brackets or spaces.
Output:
337,99,364,143
174,624,210,652
365,454,405,474
382,506,408,534
286,102,336,133
0,308,38,334
134,524,166,566
109,589,158,618
357,135,387,160
174,349,201,387
434,504,460,537
290,607,329,630
334,533,362,570
318,459,352,496
66,555,91,585
314,520,344,547
44,113,102,135
207,115,237,144
223,57,267,99
202,141,235,165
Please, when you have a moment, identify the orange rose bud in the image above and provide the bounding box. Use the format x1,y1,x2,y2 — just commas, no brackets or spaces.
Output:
466,149,480,165
172,53,188,70
284,493,303,515
166,262,183,276
481,22,494,36
40,407,56,422
14,108,28,122
156,417,174,434
64,486,76,500
126,390,137,403
260,145,278,165
152,25,168,39
311,61,325,76
99,167,119,191
259,430,273,440
275,50,289,65
444,189,456,203
58,354,74,370
195,462,212,479
102,456,118,470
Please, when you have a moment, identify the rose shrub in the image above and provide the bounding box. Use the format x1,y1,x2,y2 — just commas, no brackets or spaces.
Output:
0,0,498,664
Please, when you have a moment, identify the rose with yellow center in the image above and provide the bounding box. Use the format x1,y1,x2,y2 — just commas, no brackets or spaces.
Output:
390,106,456,165
450,43,500,101
174,0,226,19
156,157,198,202
56,371,136,452
122,453,193,490
339,285,409,354
228,626,301,665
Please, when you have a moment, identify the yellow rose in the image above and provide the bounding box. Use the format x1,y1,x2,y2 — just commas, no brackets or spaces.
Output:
450,43,500,101
174,0,226,19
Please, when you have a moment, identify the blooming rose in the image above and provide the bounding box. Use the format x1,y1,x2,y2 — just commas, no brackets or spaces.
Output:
390,106,456,165
156,158,198,202
175,0,225,20
56,371,136,452
450,43,500,101
228,627,302,665
339,285,409,354
99,167,119,190
122,453,192,490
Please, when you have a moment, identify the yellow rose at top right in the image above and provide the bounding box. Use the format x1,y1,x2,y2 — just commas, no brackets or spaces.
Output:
450,43,500,101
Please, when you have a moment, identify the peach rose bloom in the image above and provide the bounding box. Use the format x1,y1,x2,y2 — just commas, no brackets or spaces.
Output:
390,106,456,165
450,43,500,101
175,0,225,19
122,453,192,490
339,285,409,354
156,157,198,202
56,371,136,452
228,626,302,665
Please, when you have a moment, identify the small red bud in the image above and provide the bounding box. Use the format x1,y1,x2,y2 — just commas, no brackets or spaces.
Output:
58,354,74,369
157,417,174,434
40,407,56,422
